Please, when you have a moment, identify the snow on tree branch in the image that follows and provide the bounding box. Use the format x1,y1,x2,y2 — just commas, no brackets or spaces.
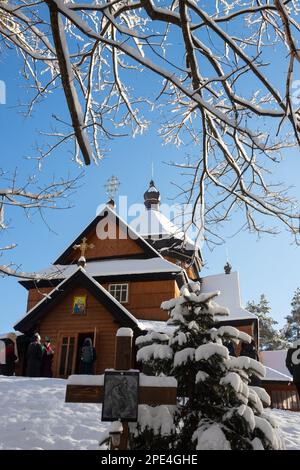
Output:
0,168,81,279
133,280,284,450
1,0,300,241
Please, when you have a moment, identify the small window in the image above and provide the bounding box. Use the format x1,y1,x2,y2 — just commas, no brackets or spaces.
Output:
108,283,129,303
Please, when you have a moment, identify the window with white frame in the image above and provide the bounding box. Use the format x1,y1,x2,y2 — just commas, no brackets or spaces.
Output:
108,283,129,303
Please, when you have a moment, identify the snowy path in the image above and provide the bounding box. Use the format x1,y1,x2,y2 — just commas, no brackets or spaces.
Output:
0,376,299,450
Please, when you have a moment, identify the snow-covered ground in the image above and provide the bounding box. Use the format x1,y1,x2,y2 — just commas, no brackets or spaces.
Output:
0,376,299,450
0,376,109,450
267,409,300,450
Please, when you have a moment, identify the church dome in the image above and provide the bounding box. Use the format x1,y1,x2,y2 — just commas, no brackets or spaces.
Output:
131,180,198,252
144,180,160,210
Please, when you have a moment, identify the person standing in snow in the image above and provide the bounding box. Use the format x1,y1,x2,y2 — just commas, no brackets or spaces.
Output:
240,339,259,361
79,337,97,375
41,336,54,378
26,333,43,377
286,340,300,399
224,340,236,357
240,339,261,386
0,334,18,376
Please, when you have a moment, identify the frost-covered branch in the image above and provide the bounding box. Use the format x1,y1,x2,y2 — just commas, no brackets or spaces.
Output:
0,167,81,278
1,0,300,241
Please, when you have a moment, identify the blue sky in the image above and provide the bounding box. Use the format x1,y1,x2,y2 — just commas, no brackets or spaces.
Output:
0,50,300,334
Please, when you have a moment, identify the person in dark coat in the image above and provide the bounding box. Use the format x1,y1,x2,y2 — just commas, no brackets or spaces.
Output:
26,333,43,377
0,339,4,375
240,339,261,386
224,340,237,357
0,334,18,376
286,339,300,399
41,337,54,378
79,337,97,375
240,340,259,361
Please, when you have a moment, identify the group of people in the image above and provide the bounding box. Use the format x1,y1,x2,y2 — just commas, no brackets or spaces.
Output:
0,333,96,377
225,337,300,399
225,339,259,361
2,329,300,400
225,338,261,386
26,335,96,376
26,333,54,378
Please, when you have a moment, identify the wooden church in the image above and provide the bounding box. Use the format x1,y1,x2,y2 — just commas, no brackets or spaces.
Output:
14,181,258,378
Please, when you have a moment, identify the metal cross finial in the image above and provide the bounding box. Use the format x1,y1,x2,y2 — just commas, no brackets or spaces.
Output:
73,237,95,259
104,176,120,200
224,261,232,274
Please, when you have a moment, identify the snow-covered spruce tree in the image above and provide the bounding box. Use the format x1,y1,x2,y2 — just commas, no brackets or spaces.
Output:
246,295,288,351
130,281,283,450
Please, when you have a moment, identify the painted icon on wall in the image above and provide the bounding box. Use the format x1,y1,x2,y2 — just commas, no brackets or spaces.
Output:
73,296,87,314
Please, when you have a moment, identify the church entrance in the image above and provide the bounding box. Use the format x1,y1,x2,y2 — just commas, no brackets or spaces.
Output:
75,332,95,374
57,332,95,378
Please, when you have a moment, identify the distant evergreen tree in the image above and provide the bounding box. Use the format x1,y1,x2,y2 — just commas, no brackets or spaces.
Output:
246,295,287,351
281,288,300,344
129,282,283,450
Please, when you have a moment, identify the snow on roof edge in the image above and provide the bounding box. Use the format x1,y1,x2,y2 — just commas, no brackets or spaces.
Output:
20,257,183,282
201,271,257,321
262,366,292,382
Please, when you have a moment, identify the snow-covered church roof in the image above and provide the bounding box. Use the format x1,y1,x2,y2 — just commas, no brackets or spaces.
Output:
21,257,183,282
130,180,201,252
130,207,198,250
200,271,257,322
261,350,292,380
262,366,292,382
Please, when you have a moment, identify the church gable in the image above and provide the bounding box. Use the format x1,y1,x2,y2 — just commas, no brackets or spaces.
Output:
37,285,118,346
54,206,159,265
14,268,140,334
15,269,142,376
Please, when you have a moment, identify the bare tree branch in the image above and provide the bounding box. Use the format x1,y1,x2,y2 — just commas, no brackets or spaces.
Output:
0,0,299,244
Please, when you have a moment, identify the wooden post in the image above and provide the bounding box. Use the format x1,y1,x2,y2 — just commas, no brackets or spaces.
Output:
65,328,178,450
115,329,132,370
112,328,133,450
